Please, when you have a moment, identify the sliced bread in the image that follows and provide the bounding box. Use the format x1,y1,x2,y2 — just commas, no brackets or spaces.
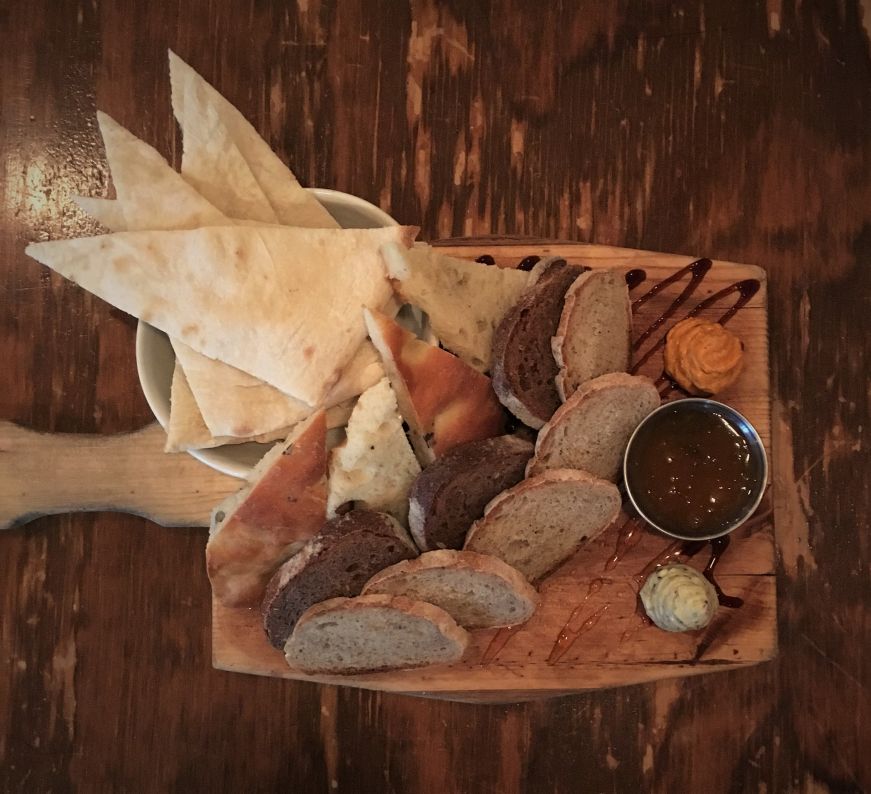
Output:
326,377,421,525
464,469,621,581
206,411,328,607
490,258,588,428
552,268,632,400
284,594,469,675
362,550,538,629
261,509,417,649
407,435,534,551
364,308,505,464
526,372,660,481
382,243,530,371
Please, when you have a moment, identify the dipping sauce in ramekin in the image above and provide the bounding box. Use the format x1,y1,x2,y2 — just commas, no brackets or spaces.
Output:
624,399,767,541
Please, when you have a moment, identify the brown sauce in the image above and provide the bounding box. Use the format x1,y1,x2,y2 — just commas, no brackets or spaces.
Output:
625,403,763,538
480,624,523,663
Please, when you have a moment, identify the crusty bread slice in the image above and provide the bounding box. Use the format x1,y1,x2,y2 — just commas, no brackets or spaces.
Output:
363,550,538,629
526,372,660,481
261,510,417,649
552,268,632,400
206,411,328,607
284,594,469,674
407,435,534,551
490,258,588,428
364,308,505,464
382,243,530,371
327,377,421,525
464,469,621,581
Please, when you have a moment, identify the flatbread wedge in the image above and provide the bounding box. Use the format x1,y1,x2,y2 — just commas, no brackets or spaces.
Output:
364,308,505,464
94,111,227,230
206,411,329,607
77,109,390,446
26,224,416,405
168,51,337,228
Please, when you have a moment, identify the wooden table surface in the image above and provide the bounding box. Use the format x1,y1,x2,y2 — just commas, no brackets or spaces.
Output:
2,1,869,791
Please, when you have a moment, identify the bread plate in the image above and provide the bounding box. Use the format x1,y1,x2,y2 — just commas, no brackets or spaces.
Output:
135,188,400,479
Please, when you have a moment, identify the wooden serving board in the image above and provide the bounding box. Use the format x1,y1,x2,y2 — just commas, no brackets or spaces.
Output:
213,242,774,702
0,242,772,702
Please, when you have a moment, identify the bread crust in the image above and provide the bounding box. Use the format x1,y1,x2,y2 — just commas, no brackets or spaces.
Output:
206,410,328,607
407,435,534,551
261,509,417,648
285,594,469,674
365,308,505,464
464,469,622,581
362,549,539,628
551,269,633,401
490,259,587,428
527,372,659,478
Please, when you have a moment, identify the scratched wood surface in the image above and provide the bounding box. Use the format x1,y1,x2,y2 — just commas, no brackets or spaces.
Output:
1,1,869,792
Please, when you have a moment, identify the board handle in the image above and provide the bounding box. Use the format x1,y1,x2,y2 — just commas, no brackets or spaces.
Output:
0,421,239,530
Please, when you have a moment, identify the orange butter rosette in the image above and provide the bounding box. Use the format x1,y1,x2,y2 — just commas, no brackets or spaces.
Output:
664,318,744,395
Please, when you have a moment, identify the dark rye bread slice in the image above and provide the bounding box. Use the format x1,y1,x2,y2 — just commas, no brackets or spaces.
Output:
490,258,588,428
407,435,534,551
261,509,417,649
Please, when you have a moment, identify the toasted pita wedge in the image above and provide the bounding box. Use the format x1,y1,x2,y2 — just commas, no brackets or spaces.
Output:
168,51,337,228
27,225,414,405
364,309,505,464
207,411,329,606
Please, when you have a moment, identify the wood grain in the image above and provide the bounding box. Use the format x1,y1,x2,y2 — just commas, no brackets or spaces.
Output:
1,0,869,791
0,422,238,530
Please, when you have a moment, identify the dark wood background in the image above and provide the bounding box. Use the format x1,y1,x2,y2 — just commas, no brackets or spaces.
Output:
2,0,869,791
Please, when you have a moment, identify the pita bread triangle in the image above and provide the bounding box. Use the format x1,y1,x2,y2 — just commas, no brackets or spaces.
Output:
96,111,228,230
73,196,130,231
165,361,246,452
26,224,414,405
175,77,278,224
364,308,505,463
76,114,388,444
168,51,337,228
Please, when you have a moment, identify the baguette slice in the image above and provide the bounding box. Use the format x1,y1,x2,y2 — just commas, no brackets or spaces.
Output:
464,469,621,581
363,550,538,629
490,259,588,428
284,594,469,674
382,244,530,371
364,308,505,464
552,268,632,400
327,378,421,525
527,372,660,481
262,510,417,649
206,411,328,607
407,435,534,551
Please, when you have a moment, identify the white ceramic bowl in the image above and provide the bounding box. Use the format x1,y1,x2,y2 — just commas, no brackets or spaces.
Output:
135,188,398,479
